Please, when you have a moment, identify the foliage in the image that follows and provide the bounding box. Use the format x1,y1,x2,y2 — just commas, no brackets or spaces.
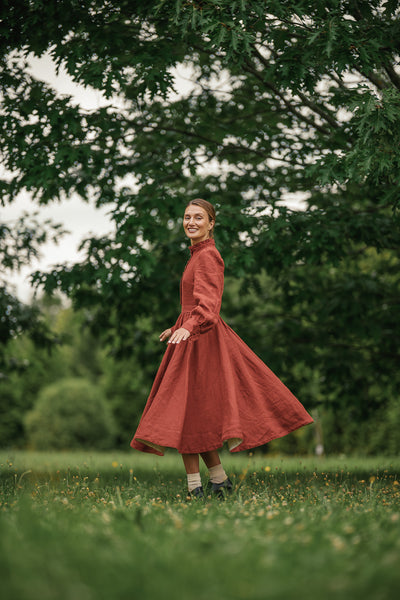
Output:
0,298,79,448
0,451,399,600
0,297,397,456
0,214,65,376
361,395,400,456
223,248,400,451
101,348,157,448
24,377,116,450
0,1,399,428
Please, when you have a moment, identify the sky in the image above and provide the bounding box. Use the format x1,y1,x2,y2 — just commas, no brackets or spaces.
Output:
5,54,115,302
4,53,305,302
4,53,200,302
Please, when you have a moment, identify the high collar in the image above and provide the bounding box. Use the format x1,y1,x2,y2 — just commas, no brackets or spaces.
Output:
189,237,215,255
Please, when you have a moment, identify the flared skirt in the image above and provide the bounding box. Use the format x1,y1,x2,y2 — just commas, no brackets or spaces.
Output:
131,314,314,455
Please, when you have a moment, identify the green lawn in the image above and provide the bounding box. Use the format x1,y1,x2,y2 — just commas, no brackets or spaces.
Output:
1,450,399,600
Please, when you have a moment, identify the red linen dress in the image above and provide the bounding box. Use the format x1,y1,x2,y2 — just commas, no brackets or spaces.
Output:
131,238,313,455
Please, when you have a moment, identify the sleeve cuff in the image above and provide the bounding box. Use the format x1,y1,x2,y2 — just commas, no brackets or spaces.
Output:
181,318,199,335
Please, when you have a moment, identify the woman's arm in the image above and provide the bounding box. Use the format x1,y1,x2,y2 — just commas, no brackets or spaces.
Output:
164,249,224,345
159,328,173,342
167,326,190,344
160,326,190,344
180,250,224,336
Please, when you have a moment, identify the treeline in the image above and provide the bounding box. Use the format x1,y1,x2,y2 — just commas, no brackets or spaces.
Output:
1,269,398,456
1,1,399,457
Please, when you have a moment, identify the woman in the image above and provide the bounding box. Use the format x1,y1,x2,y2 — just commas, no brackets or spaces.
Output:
131,199,314,499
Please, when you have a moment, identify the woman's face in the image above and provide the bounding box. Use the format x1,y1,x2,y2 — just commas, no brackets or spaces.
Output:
183,205,213,244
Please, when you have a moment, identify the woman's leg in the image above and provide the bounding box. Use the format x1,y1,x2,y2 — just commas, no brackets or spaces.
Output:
182,453,202,495
201,450,231,491
182,453,200,474
182,450,232,497
200,450,221,469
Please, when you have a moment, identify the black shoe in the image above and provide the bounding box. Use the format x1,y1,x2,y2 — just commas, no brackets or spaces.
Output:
211,478,233,499
186,485,204,500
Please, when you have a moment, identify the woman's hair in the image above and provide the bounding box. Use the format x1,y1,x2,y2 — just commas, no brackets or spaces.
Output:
186,198,216,238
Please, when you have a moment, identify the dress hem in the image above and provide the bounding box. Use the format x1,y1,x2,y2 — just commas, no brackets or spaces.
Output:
131,417,314,456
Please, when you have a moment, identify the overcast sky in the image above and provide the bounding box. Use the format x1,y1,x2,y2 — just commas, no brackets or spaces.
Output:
5,53,305,302
5,53,115,302
5,53,201,302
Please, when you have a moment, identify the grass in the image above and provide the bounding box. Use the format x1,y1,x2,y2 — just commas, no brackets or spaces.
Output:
0,450,399,600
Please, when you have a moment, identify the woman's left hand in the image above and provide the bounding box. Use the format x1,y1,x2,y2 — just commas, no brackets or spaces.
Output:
168,327,190,344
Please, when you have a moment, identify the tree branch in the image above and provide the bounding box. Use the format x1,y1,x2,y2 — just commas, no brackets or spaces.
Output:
252,45,342,131
154,125,301,164
355,67,388,91
383,62,400,92
330,72,351,91
242,58,332,136
191,40,332,135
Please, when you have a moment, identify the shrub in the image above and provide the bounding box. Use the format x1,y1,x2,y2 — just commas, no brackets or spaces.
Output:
25,378,116,450
0,384,26,448
368,396,400,456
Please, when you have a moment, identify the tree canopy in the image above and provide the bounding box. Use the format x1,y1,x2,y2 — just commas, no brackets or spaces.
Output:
0,214,63,376
0,1,399,421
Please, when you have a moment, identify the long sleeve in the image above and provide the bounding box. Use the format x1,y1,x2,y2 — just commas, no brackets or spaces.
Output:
181,250,224,336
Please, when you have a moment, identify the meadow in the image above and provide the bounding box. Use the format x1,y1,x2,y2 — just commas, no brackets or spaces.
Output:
0,450,399,600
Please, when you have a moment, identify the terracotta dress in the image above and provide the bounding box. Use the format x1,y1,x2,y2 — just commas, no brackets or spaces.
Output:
131,238,313,455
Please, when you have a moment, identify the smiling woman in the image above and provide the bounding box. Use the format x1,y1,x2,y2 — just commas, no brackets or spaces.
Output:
131,199,314,500
183,200,215,243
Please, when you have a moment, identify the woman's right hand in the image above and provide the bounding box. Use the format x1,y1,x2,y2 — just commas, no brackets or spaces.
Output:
159,328,172,342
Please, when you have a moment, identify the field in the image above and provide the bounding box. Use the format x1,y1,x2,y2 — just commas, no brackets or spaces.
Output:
0,450,399,600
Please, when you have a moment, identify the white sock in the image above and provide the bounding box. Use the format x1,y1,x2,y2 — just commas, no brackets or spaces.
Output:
209,463,227,485
187,472,202,492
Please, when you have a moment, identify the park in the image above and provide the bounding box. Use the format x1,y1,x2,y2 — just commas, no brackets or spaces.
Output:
1,451,399,599
1,1,399,599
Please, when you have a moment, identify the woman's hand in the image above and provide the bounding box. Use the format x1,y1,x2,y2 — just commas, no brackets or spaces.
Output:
167,327,190,344
159,328,172,342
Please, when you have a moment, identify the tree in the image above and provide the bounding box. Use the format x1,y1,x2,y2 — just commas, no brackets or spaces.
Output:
25,377,116,450
0,214,64,377
0,1,399,427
